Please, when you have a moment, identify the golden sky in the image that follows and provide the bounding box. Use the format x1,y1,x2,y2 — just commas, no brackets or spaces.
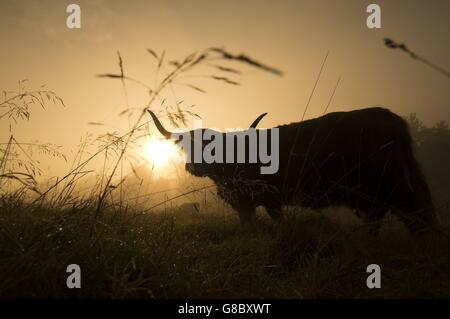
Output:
1,0,449,176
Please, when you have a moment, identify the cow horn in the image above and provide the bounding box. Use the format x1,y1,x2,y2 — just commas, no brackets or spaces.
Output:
249,112,268,128
147,110,173,139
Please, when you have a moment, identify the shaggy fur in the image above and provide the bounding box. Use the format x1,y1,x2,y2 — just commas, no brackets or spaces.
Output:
150,107,434,235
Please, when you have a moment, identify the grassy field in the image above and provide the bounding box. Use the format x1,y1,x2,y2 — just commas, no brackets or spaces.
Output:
2,47,449,299
1,198,450,299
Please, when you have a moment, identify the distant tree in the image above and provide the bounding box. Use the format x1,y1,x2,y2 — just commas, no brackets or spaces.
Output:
405,113,450,146
404,113,427,145
406,113,450,209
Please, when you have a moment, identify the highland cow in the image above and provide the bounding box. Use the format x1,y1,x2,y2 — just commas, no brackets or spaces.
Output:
148,107,434,235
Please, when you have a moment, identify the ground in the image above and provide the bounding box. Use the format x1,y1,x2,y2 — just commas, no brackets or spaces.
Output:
1,200,450,298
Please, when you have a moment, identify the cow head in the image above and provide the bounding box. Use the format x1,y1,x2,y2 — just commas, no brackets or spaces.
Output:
147,110,267,178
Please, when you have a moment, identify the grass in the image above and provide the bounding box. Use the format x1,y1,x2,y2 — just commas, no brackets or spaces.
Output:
1,199,450,299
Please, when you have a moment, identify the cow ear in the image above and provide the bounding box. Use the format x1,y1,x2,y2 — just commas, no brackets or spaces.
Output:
249,112,268,128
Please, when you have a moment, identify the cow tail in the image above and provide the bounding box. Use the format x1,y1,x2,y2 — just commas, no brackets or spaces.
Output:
397,119,435,231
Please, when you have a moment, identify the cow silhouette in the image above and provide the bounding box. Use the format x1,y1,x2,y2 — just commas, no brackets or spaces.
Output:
148,107,434,235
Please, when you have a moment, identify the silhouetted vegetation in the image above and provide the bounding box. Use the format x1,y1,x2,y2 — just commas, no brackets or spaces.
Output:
1,47,450,298
405,114,450,213
384,38,450,79
1,202,450,298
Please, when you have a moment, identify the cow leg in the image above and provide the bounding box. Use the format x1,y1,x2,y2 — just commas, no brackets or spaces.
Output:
358,206,387,237
390,185,434,234
364,213,386,237
263,202,283,221
236,206,256,225
393,205,434,234
228,199,256,225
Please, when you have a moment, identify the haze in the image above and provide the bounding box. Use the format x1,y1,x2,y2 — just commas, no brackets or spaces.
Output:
1,0,449,177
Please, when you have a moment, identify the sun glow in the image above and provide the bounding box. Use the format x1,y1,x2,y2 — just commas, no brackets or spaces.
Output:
143,138,181,169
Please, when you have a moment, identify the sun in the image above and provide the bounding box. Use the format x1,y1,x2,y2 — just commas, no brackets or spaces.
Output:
143,138,180,169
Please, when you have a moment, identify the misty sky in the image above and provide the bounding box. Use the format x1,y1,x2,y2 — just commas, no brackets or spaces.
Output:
1,0,449,176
